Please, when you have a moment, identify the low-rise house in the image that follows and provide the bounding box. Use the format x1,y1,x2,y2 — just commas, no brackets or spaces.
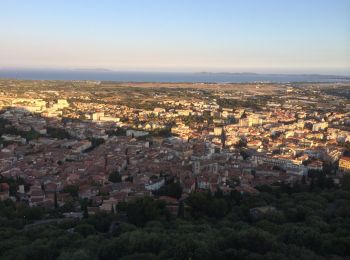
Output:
0,183,10,200
158,196,179,215
100,197,118,212
145,178,165,191
72,140,92,153
78,185,99,199
339,156,350,173
29,185,45,206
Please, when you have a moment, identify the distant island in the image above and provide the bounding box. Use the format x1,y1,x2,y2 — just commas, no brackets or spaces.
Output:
197,71,350,79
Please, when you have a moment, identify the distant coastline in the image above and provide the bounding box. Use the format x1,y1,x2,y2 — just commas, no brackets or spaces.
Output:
0,68,349,83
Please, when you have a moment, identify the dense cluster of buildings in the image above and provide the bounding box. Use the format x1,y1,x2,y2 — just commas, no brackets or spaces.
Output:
0,81,349,214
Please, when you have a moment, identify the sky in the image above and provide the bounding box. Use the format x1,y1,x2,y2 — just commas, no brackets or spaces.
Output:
0,0,349,75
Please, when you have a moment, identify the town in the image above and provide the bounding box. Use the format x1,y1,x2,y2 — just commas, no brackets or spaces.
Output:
1,0,350,257
0,79,349,216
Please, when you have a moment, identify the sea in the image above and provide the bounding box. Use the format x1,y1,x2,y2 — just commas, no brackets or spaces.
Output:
0,69,349,83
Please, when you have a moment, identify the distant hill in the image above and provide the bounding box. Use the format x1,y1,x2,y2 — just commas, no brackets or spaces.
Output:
196,71,350,79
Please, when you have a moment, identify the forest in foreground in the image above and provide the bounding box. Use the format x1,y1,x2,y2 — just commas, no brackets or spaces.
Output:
0,175,350,260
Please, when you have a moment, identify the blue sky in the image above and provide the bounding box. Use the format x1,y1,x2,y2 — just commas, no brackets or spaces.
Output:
0,0,349,74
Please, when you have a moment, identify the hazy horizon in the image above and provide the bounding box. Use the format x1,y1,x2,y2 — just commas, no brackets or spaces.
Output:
1,68,349,83
1,67,350,77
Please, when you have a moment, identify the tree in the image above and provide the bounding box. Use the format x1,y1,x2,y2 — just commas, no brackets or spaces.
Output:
109,171,121,183
82,207,88,219
47,127,71,139
342,173,350,191
62,185,79,197
25,129,41,141
20,206,45,221
86,212,115,233
178,201,185,218
127,197,168,227
187,192,228,219
214,188,224,198
209,198,228,218
89,138,105,148
156,182,182,199
106,127,126,137
58,249,95,260
301,175,307,185
84,138,105,152
54,191,58,209
75,224,97,237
